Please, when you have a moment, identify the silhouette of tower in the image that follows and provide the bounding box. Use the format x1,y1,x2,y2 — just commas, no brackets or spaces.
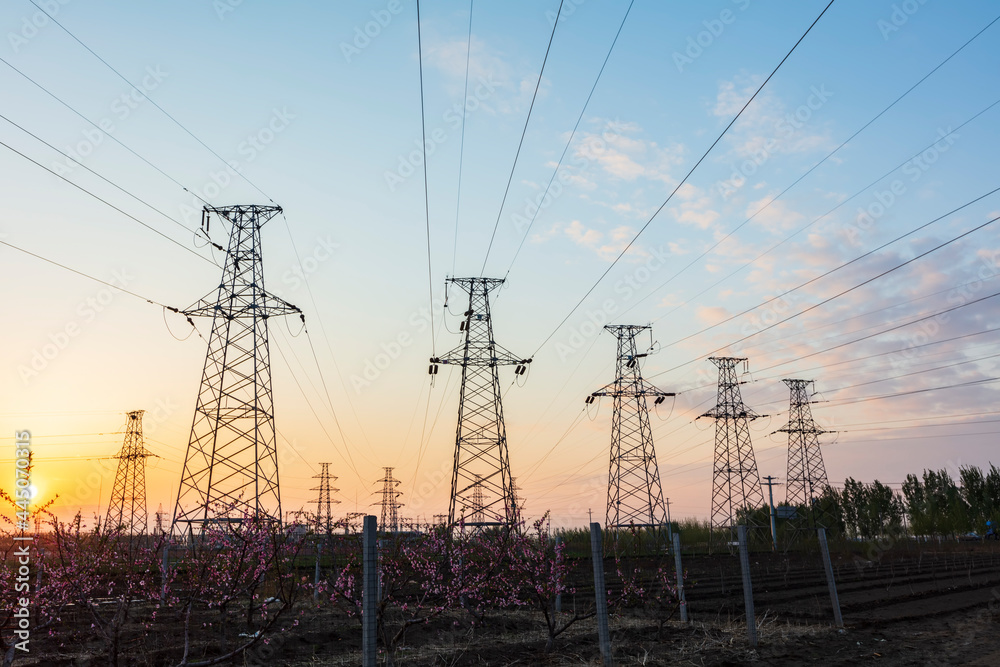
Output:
376,467,403,533
155,503,165,534
588,325,673,539
172,205,301,537
105,410,154,534
699,357,765,541
311,462,340,533
469,474,487,525
776,379,832,528
431,277,530,528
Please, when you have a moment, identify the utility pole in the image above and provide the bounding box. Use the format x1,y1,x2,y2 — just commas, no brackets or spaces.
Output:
761,476,780,551
698,357,766,545
431,277,530,528
311,462,340,535
105,410,154,535
776,379,832,531
588,324,673,546
376,467,403,533
172,205,301,537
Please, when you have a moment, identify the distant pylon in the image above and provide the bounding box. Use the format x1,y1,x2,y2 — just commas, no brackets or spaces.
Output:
699,357,766,542
105,411,154,534
431,277,531,528
588,325,674,540
155,503,165,534
510,476,525,517
376,467,403,533
470,475,486,525
311,462,340,534
172,205,302,537
776,379,832,528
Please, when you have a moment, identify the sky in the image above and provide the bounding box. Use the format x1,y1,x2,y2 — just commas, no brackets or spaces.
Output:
1,0,999,529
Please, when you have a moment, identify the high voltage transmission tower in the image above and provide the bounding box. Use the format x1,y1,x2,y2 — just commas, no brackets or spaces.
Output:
172,205,301,538
698,357,766,542
311,462,340,534
776,379,833,529
587,325,674,542
470,474,486,525
430,277,531,528
105,410,155,534
376,467,403,533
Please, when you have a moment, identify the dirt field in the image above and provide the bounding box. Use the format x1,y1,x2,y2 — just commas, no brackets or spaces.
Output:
15,541,1000,665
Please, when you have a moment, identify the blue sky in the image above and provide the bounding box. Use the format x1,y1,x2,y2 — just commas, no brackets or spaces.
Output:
1,0,999,526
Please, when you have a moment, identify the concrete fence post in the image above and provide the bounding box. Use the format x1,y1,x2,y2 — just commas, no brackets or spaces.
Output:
818,528,844,628
737,525,757,647
590,522,612,667
673,532,688,623
363,515,378,667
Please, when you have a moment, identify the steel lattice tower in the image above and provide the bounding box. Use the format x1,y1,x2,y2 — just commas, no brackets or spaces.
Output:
431,277,530,528
376,467,403,533
699,357,766,540
105,410,153,534
588,325,674,537
470,474,486,525
776,379,832,527
311,462,340,533
172,205,301,536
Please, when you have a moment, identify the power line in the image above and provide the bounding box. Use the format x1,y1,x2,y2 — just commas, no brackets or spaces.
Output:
750,288,1000,377
0,110,222,254
452,0,474,277
416,0,436,356
744,270,1000,363
27,0,274,202
0,238,174,309
632,11,1000,316
0,54,211,208
0,137,214,263
629,95,1000,322
480,0,566,275
653,185,1000,356
530,0,836,357
651,211,1000,379
824,351,1000,394
825,377,1000,407
503,0,635,278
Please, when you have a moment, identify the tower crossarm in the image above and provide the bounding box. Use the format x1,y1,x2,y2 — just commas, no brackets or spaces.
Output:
182,291,302,319
591,379,674,399
433,345,529,367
